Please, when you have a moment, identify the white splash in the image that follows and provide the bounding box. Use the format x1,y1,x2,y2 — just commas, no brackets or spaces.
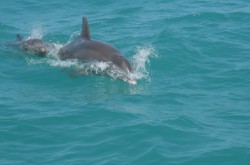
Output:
47,59,78,68
68,31,80,43
46,43,63,58
27,26,45,40
26,43,157,84
25,27,64,59
130,44,158,81
27,58,44,65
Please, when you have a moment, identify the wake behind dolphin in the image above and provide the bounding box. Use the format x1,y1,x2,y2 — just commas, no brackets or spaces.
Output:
59,17,136,84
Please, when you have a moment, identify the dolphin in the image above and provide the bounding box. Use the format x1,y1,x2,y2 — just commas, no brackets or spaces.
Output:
59,17,136,84
5,34,49,56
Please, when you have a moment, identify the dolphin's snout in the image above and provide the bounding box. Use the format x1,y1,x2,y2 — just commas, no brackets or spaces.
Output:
40,47,46,53
41,48,45,52
128,79,137,85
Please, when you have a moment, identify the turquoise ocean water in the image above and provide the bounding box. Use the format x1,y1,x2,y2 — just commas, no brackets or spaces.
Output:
1,0,250,164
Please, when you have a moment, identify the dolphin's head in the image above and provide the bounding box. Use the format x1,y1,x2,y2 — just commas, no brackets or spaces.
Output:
112,55,137,84
20,39,47,56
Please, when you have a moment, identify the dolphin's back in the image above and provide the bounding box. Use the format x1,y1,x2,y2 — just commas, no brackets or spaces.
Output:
60,39,120,61
59,16,133,73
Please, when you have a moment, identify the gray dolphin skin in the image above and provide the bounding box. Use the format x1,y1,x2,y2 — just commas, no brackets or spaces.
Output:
7,34,48,56
59,17,136,84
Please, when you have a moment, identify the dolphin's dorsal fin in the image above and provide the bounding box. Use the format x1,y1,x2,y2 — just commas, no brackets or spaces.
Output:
16,34,23,41
81,17,90,40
